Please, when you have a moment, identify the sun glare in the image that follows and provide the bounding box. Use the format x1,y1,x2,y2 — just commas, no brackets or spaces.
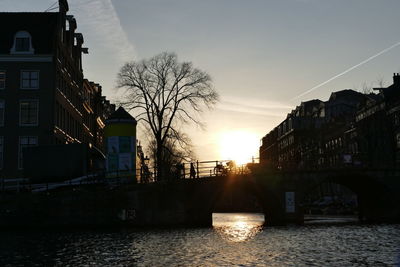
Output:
218,131,259,165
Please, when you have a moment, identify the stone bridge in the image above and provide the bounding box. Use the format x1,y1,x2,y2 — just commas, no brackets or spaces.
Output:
1,168,399,228
116,167,400,226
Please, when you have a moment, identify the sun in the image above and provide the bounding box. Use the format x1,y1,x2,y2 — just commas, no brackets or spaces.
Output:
218,130,259,165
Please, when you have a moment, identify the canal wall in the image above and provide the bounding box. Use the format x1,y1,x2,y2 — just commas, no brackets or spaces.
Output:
1,171,399,228
0,177,292,228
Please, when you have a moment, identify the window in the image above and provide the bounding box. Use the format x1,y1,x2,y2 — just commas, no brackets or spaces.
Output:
18,136,37,169
0,71,5,89
0,100,4,126
395,113,400,126
0,137,3,169
19,100,38,126
396,133,400,149
21,71,39,89
16,37,30,51
10,31,34,54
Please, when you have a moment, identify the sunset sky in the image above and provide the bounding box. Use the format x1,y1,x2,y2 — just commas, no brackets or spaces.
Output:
2,0,400,162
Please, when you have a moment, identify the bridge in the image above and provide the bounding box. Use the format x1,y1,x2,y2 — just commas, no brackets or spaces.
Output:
1,165,399,228
112,166,400,226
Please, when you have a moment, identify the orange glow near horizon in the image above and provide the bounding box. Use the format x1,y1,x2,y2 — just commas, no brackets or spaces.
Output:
218,130,259,165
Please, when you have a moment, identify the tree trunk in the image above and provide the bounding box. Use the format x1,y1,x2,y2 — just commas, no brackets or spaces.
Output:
156,138,164,181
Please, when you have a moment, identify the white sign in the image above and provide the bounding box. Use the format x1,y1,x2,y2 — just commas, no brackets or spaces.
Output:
343,154,352,163
285,192,295,213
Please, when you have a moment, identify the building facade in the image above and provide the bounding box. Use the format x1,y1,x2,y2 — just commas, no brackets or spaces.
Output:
260,74,400,171
0,0,114,178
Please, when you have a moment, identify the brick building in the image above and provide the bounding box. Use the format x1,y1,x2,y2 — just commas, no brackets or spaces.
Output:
260,75,400,171
0,0,114,178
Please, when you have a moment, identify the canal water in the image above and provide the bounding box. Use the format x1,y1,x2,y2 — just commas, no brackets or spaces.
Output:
0,213,399,266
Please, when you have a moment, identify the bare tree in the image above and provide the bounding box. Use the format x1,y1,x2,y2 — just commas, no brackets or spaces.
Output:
358,76,387,95
374,75,386,88
117,52,218,181
146,131,194,180
361,81,373,94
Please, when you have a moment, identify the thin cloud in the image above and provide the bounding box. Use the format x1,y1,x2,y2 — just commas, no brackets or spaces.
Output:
221,100,292,111
291,40,400,101
64,0,137,95
222,96,292,110
217,97,292,117
68,0,136,63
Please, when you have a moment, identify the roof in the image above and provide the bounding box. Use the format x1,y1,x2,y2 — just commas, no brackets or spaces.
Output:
0,12,59,54
106,106,137,124
329,89,363,101
377,84,400,102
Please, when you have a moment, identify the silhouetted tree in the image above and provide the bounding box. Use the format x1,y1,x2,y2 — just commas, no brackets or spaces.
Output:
146,128,194,179
374,76,386,88
117,52,218,181
361,81,372,94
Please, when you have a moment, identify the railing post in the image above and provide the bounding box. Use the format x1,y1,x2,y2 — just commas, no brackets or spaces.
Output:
197,160,199,178
183,163,185,179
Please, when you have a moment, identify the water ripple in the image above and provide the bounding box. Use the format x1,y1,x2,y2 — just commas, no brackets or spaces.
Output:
0,214,399,266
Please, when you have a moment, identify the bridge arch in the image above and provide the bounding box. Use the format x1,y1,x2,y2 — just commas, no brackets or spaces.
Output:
296,170,398,222
188,174,298,226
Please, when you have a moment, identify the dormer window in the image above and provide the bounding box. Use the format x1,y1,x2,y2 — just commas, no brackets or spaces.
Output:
16,37,30,51
10,31,34,54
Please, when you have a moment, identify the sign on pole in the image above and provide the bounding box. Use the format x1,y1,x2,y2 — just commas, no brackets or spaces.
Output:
285,192,295,213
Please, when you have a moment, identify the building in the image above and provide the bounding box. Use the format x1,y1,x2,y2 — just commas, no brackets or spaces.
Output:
261,99,325,170
259,84,391,170
0,0,114,178
320,90,367,169
354,73,400,168
82,80,115,152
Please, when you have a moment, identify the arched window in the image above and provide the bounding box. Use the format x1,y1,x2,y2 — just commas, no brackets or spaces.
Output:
10,31,34,54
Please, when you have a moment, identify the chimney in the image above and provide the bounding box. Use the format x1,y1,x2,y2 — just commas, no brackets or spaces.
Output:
59,0,69,14
394,73,400,85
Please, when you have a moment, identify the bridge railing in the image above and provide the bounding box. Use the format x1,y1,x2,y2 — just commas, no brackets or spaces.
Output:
0,168,151,193
178,160,253,179
0,158,261,193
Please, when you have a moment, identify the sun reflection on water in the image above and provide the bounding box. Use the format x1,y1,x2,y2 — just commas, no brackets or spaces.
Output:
213,213,264,242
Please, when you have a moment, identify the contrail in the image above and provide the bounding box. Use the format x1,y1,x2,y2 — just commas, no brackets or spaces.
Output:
291,40,400,101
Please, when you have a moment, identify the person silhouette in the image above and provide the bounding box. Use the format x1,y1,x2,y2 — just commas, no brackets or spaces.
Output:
190,162,196,179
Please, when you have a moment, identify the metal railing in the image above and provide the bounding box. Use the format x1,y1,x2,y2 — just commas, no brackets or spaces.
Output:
177,160,252,179
0,157,260,193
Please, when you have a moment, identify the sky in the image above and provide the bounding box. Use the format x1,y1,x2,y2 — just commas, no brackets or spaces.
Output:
1,0,400,162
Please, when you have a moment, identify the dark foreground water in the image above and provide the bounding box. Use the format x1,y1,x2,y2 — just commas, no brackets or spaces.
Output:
1,213,399,266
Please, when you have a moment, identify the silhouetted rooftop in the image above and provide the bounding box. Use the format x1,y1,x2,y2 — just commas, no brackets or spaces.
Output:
373,73,400,102
0,12,59,54
106,107,137,124
329,89,363,101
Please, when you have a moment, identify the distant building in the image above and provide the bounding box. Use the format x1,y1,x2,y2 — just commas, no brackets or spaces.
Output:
259,75,400,171
0,0,114,178
354,73,400,168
